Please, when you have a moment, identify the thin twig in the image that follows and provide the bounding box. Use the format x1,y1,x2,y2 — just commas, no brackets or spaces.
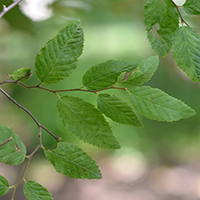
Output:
0,137,13,146
0,0,23,19
0,79,127,94
0,87,60,142
170,0,190,27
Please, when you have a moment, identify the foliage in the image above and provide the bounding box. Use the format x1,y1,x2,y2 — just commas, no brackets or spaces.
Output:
0,0,200,199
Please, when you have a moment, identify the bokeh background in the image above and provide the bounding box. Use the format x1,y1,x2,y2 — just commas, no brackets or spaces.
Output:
1,0,200,199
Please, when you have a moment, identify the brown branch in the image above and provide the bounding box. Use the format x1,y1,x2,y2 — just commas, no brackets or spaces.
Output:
0,87,60,142
0,137,13,146
1,78,127,94
170,0,190,27
0,0,23,19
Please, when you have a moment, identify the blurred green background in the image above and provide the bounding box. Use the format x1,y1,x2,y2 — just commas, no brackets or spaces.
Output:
1,0,200,199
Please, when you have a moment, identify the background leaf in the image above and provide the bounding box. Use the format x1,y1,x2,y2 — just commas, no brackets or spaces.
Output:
183,0,200,15
119,56,159,90
0,125,26,165
144,0,179,57
82,60,138,90
0,175,9,196
44,142,102,179
57,95,120,149
172,26,200,82
35,20,84,84
11,68,31,83
23,181,53,200
97,93,142,127
130,86,196,122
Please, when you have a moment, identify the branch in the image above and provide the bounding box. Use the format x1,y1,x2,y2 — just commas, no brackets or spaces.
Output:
170,0,190,27
0,79,127,94
0,0,23,19
0,87,60,142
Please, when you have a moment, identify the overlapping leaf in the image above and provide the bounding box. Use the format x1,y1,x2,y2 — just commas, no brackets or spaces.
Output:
183,0,200,15
130,86,196,122
0,125,26,165
57,95,120,149
97,94,142,127
23,181,53,200
144,0,179,57
35,20,84,84
44,142,102,179
119,56,159,90
172,26,200,82
0,175,9,196
82,60,138,90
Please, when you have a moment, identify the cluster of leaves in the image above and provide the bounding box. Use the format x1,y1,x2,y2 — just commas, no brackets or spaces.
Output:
144,0,200,82
0,0,199,199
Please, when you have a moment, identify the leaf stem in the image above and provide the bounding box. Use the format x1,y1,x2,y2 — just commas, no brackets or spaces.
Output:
0,87,60,142
0,0,23,19
0,137,13,146
170,0,190,27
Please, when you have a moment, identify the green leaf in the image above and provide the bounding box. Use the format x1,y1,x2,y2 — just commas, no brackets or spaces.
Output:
130,86,196,122
35,20,84,84
0,126,26,165
119,56,159,90
44,142,102,179
144,0,179,57
172,26,200,82
183,0,200,15
11,68,31,83
0,175,9,196
23,181,53,200
97,94,142,127
82,60,138,90
57,95,120,149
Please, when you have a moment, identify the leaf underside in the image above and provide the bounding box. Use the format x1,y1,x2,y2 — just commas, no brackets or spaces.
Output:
35,20,84,84
130,86,196,122
44,142,102,179
57,95,120,149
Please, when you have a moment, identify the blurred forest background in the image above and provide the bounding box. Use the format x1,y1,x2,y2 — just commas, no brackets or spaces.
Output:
1,0,200,199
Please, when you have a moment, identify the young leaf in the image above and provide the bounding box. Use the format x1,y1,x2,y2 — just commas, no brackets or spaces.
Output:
130,86,196,122
82,60,138,90
119,56,159,90
0,125,26,165
144,0,179,57
172,26,200,82
35,20,84,84
97,93,142,127
23,181,53,200
44,142,102,179
11,68,31,83
57,95,120,149
183,0,200,15
0,175,9,196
